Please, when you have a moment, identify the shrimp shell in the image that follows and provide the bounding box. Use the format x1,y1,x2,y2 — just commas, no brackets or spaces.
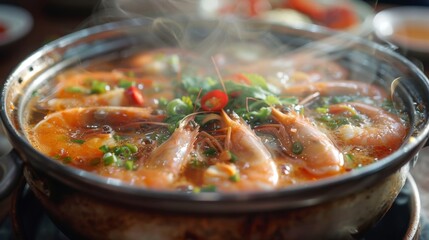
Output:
203,111,279,192
270,107,344,177
28,106,159,170
329,102,407,151
136,117,200,189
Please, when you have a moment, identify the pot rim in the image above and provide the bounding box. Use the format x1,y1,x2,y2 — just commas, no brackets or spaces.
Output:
1,18,429,210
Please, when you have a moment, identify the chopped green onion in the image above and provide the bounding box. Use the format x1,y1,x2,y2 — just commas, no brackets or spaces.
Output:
292,141,304,155
113,134,124,142
345,153,354,163
204,148,217,157
103,152,117,166
99,145,110,153
316,107,329,114
70,139,85,144
65,86,84,93
229,173,240,182
113,145,126,155
118,79,134,89
166,99,192,116
224,150,238,163
90,80,108,94
181,96,194,110
125,160,135,170
125,143,138,153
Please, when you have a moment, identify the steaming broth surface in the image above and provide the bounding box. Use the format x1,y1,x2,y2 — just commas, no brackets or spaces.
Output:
24,48,409,192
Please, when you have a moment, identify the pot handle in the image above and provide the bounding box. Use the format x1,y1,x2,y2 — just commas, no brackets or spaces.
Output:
0,150,23,200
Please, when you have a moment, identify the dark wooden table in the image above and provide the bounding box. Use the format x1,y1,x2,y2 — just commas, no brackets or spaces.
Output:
0,1,93,83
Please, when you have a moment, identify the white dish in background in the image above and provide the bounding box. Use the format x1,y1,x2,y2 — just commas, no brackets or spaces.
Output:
373,6,429,54
0,4,33,47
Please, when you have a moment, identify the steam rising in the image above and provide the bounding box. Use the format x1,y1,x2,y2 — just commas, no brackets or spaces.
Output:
79,0,380,85
83,0,285,58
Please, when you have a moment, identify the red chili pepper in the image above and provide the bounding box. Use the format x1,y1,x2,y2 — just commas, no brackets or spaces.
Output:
201,90,229,111
124,86,144,105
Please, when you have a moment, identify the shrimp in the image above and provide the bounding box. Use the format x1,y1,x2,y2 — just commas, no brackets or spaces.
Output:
47,88,128,110
40,70,173,110
328,102,407,152
28,106,162,170
218,52,349,82
129,48,203,75
282,80,388,99
202,110,279,192
269,107,344,176
135,117,200,189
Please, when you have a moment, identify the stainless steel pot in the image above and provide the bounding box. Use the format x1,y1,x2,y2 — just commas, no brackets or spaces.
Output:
1,18,429,239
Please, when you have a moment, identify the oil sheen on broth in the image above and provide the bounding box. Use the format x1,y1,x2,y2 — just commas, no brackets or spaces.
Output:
24,48,409,192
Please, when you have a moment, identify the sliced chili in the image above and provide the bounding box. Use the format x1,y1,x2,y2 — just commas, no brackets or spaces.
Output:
125,86,144,105
201,90,229,111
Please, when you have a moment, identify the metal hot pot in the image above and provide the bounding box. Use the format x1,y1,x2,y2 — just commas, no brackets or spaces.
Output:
0,18,428,239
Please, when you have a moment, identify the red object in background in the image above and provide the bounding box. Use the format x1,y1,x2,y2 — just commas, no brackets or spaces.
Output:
322,5,359,29
250,0,260,16
0,22,7,36
284,0,326,21
283,0,359,29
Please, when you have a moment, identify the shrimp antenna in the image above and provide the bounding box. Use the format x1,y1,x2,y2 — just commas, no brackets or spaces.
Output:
193,88,204,112
181,110,219,124
299,92,320,106
211,56,227,93
390,77,400,101
245,97,260,112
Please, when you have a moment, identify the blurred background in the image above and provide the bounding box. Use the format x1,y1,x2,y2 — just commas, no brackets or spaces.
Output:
0,0,429,238
0,0,427,80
